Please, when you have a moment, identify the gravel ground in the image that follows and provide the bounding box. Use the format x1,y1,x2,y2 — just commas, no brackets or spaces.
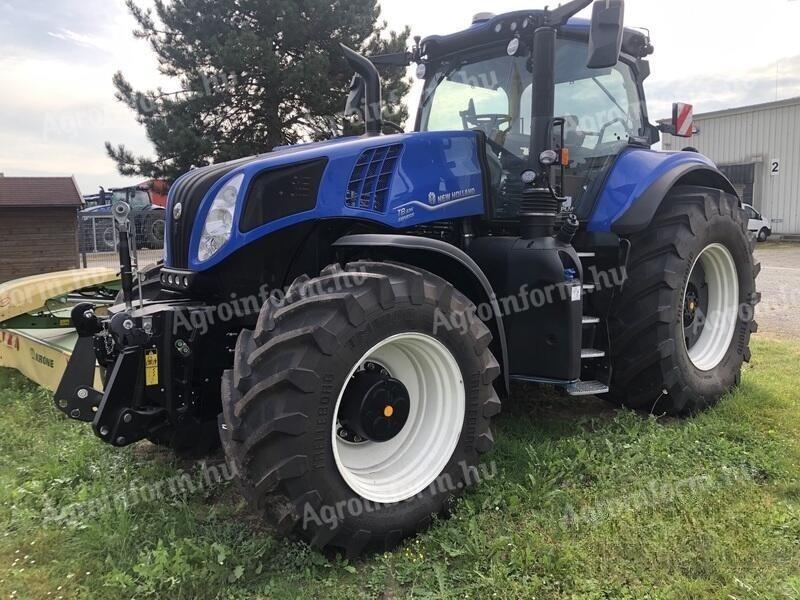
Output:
754,243,800,341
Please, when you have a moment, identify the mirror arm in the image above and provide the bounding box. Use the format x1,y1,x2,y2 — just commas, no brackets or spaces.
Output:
658,123,677,135
546,0,593,26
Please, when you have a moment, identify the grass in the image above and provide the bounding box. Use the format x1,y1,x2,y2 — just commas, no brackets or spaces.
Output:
1,338,799,599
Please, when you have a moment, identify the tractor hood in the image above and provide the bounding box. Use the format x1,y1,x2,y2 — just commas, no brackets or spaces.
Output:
80,204,112,216
166,131,488,271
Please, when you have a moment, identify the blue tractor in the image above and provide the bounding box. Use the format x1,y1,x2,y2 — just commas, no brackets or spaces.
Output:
56,0,759,556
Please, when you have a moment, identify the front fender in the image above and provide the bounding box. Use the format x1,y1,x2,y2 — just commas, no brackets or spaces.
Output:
333,234,510,398
588,149,736,235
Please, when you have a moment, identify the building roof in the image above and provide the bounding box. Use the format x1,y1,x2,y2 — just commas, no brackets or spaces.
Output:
0,177,83,208
690,96,800,121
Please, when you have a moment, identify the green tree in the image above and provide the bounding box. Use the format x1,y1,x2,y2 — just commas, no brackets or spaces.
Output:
107,0,411,181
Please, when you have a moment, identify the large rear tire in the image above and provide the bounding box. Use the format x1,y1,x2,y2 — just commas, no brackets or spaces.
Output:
219,262,501,557
144,214,166,250
608,186,760,415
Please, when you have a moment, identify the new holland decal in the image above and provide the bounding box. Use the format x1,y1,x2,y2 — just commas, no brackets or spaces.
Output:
395,187,480,222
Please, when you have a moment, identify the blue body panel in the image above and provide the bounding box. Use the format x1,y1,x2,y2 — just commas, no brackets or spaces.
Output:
168,131,486,271
587,148,720,232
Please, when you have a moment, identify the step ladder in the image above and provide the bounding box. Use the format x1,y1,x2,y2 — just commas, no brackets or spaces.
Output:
567,251,610,397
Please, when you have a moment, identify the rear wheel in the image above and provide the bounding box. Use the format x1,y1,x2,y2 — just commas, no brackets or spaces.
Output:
219,262,501,557
144,214,166,249
608,186,760,415
100,225,116,252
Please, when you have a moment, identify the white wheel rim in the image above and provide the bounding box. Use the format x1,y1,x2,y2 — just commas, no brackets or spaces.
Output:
332,333,465,504
683,243,740,371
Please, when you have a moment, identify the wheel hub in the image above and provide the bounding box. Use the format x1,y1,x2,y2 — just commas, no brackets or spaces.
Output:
339,368,410,443
683,284,700,327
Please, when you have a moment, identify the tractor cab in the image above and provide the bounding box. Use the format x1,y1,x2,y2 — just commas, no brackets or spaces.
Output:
415,14,656,221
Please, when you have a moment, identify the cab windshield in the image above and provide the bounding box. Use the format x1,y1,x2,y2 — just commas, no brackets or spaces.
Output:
419,38,646,218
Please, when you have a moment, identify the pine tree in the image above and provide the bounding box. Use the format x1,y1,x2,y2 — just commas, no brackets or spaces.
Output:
107,0,411,180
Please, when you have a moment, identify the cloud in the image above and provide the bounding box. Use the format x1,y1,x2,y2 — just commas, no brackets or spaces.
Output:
647,56,800,120
0,0,122,62
47,28,109,52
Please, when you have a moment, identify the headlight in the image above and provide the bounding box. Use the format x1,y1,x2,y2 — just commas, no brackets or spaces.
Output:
198,173,244,262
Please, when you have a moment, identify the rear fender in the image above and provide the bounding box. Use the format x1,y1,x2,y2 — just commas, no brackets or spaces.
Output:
588,149,737,235
333,234,510,398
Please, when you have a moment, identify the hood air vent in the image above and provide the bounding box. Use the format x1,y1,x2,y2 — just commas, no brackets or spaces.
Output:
346,144,403,213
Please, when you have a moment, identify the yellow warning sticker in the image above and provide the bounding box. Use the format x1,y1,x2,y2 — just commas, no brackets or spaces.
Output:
145,350,159,387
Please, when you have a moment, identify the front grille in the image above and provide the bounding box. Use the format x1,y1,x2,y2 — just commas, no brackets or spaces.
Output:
346,144,403,213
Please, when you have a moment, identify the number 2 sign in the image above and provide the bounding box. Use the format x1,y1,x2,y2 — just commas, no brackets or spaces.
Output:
770,159,781,176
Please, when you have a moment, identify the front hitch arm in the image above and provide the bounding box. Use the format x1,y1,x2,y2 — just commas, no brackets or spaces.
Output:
54,303,103,422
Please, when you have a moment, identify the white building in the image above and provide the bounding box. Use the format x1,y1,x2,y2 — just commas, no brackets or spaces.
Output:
661,96,800,237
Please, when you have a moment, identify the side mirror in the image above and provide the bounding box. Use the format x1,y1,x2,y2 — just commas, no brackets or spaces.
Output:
344,74,366,120
587,0,625,69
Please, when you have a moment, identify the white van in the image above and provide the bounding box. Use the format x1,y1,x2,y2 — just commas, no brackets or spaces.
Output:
743,204,771,242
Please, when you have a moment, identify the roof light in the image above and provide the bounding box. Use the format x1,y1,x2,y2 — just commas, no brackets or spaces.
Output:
472,12,494,24
507,38,520,56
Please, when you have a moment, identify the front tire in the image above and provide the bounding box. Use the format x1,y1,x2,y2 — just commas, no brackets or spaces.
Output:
219,262,501,557
757,228,770,243
608,186,760,415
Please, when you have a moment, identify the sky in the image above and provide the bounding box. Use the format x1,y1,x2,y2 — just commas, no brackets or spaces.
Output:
1,0,799,195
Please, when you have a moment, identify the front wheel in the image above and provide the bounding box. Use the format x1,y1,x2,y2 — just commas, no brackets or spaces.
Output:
757,228,770,243
608,186,760,415
219,262,501,557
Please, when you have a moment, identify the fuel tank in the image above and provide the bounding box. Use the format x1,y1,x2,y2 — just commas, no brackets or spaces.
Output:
468,236,583,382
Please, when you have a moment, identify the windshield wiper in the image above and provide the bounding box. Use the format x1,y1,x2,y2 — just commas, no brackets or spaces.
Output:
419,63,460,110
591,77,628,120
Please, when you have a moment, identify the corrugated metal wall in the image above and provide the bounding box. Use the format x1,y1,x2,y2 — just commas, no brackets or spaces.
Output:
662,98,800,235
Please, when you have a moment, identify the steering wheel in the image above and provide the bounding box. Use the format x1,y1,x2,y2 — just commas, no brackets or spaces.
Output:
460,99,512,137
466,113,512,131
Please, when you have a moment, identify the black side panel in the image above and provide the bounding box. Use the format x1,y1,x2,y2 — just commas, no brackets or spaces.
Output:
467,236,583,382
239,160,327,233
611,165,736,235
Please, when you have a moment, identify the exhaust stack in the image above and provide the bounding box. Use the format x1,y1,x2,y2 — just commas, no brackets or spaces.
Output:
340,44,383,136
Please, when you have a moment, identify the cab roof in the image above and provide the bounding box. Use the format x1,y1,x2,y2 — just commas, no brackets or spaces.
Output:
420,10,652,62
